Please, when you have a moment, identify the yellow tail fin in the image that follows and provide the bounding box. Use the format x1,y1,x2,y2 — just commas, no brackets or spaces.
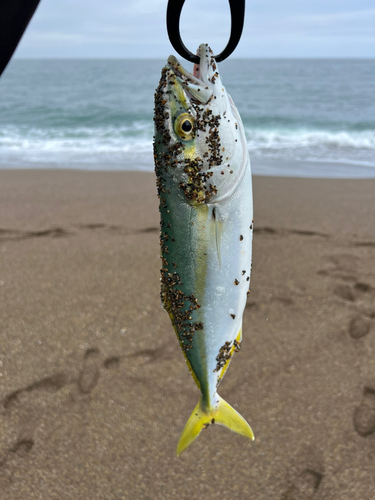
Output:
176,395,254,456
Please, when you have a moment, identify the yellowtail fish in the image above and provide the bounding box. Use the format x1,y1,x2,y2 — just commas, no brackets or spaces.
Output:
153,44,254,456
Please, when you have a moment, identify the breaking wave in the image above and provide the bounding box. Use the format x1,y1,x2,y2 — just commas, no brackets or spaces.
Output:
1,124,374,171
245,128,375,167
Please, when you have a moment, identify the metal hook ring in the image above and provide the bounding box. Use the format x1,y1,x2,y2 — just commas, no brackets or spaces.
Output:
166,0,245,63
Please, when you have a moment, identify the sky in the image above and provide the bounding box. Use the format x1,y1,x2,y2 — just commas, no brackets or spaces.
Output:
13,0,375,59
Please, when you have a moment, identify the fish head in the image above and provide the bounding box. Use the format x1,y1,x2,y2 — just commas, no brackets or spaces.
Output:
154,44,248,205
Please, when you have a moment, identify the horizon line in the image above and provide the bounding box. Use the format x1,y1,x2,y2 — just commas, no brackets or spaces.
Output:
12,56,375,61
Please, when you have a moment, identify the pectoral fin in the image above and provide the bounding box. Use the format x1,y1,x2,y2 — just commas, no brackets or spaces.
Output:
213,207,222,268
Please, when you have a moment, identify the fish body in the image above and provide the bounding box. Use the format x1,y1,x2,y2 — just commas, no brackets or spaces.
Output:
154,44,254,455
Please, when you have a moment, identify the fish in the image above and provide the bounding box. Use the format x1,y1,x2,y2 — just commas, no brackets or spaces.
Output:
153,43,254,456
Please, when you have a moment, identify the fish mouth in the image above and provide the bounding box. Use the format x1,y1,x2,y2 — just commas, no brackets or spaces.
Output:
167,44,218,104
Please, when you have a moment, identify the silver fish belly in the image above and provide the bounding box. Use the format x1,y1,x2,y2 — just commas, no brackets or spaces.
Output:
154,44,254,455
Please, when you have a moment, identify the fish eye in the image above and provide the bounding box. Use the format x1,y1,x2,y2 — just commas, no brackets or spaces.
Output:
174,113,194,140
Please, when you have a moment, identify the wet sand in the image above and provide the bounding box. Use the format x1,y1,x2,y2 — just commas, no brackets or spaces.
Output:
1,170,375,499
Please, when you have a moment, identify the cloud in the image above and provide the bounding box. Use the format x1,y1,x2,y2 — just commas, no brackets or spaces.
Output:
13,0,375,58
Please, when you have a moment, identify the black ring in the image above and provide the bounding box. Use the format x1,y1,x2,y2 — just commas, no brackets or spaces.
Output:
166,0,245,63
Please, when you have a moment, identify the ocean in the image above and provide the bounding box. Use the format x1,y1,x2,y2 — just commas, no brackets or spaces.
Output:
0,58,374,177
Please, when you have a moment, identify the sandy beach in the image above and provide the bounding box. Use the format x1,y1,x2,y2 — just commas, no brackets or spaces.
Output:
0,170,375,499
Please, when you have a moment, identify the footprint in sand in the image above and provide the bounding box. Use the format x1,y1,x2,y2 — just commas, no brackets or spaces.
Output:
2,372,68,410
0,371,68,485
318,255,375,340
10,438,34,457
78,349,123,392
2,348,115,408
282,469,323,500
347,282,374,339
354,282,372,293
103,356,120,370
354,387,375,437
281,446,324,500
77,348,102,394
352,281,374,304
333,284,355,302
1,348,120,409
318,254,359,280
318,255,359,297
349,314,373,339
0,347,122,488
0,435,36,486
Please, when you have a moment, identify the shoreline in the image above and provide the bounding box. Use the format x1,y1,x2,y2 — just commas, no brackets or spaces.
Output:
0,159,375,179
1,158,375,179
